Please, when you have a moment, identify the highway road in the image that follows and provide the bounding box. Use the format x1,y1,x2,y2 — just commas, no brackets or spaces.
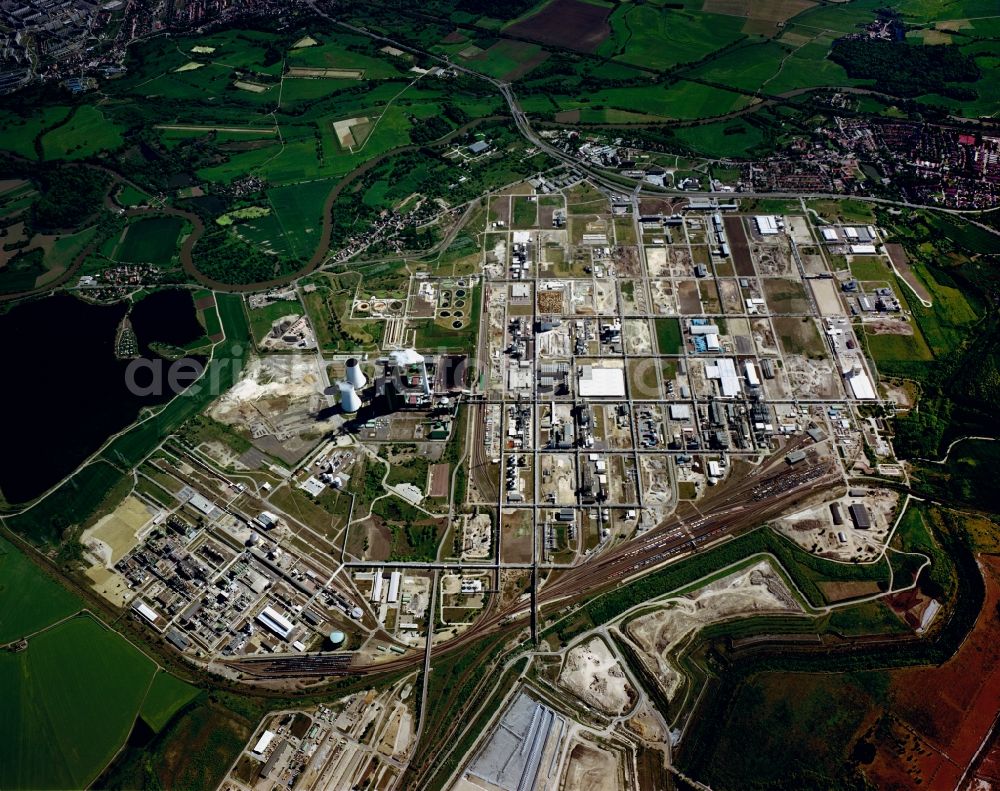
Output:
307,5,1000,225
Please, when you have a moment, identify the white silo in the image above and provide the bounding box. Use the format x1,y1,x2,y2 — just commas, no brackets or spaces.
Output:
345,357,367,389
339,382,361,413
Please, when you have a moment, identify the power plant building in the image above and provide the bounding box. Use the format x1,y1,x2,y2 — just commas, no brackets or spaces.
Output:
256,606,294,641
378,348,434,410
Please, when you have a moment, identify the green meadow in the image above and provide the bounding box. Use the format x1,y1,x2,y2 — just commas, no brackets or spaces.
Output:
0,537,199,790
601,2,747,70
0,615,158,789
115,216,186,265
0,536,79,642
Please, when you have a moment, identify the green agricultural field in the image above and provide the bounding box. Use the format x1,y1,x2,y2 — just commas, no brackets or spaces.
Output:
196,291,223,338
864,325,934,363
674,120,766,158
116,184,151,207
0,249,47,293
139,671,200,733
0,615,157,790
809,198,875,224
787,0,881,36
764,38,855,94
576,80,753,121
183,28,288,77
235,210,298,259
465,40,547,80
687,36,854,96
655,318,683,354
511,196,538,228
40,105,125,160
248,298,304,343
198,100,422,185
129,62,246,102
267,178,338,260
689,41,787,91
0,536,80,642
115,217,185,266
849,256,890,282
601,2,747,70
0,106,70,159
285,35,403,78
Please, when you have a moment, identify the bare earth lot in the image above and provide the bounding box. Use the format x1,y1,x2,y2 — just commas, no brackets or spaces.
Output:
507,0,612,53
625,560,803,702
558,637,636,716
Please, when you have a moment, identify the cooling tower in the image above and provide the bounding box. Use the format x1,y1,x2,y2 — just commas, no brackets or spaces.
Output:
345,357,367,389
339,382,361,413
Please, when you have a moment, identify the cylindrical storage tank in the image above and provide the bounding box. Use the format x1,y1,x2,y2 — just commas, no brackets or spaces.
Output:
328,630,346,648
345,357,367,389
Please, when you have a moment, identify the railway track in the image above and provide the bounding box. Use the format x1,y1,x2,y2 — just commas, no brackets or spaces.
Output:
223,451,838,680
468,400,499,503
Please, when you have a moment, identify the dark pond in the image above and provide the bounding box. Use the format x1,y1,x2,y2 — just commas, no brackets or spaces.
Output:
0,290,205,503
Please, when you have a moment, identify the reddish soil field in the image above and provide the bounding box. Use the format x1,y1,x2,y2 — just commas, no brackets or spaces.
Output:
961,726,1000,789
724,216,754,277
507,0,612,53
818,579,882,602
639,197,686,216
502,48,550,81
428,463,450,498
886,242,933,304
868,555,1000,790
